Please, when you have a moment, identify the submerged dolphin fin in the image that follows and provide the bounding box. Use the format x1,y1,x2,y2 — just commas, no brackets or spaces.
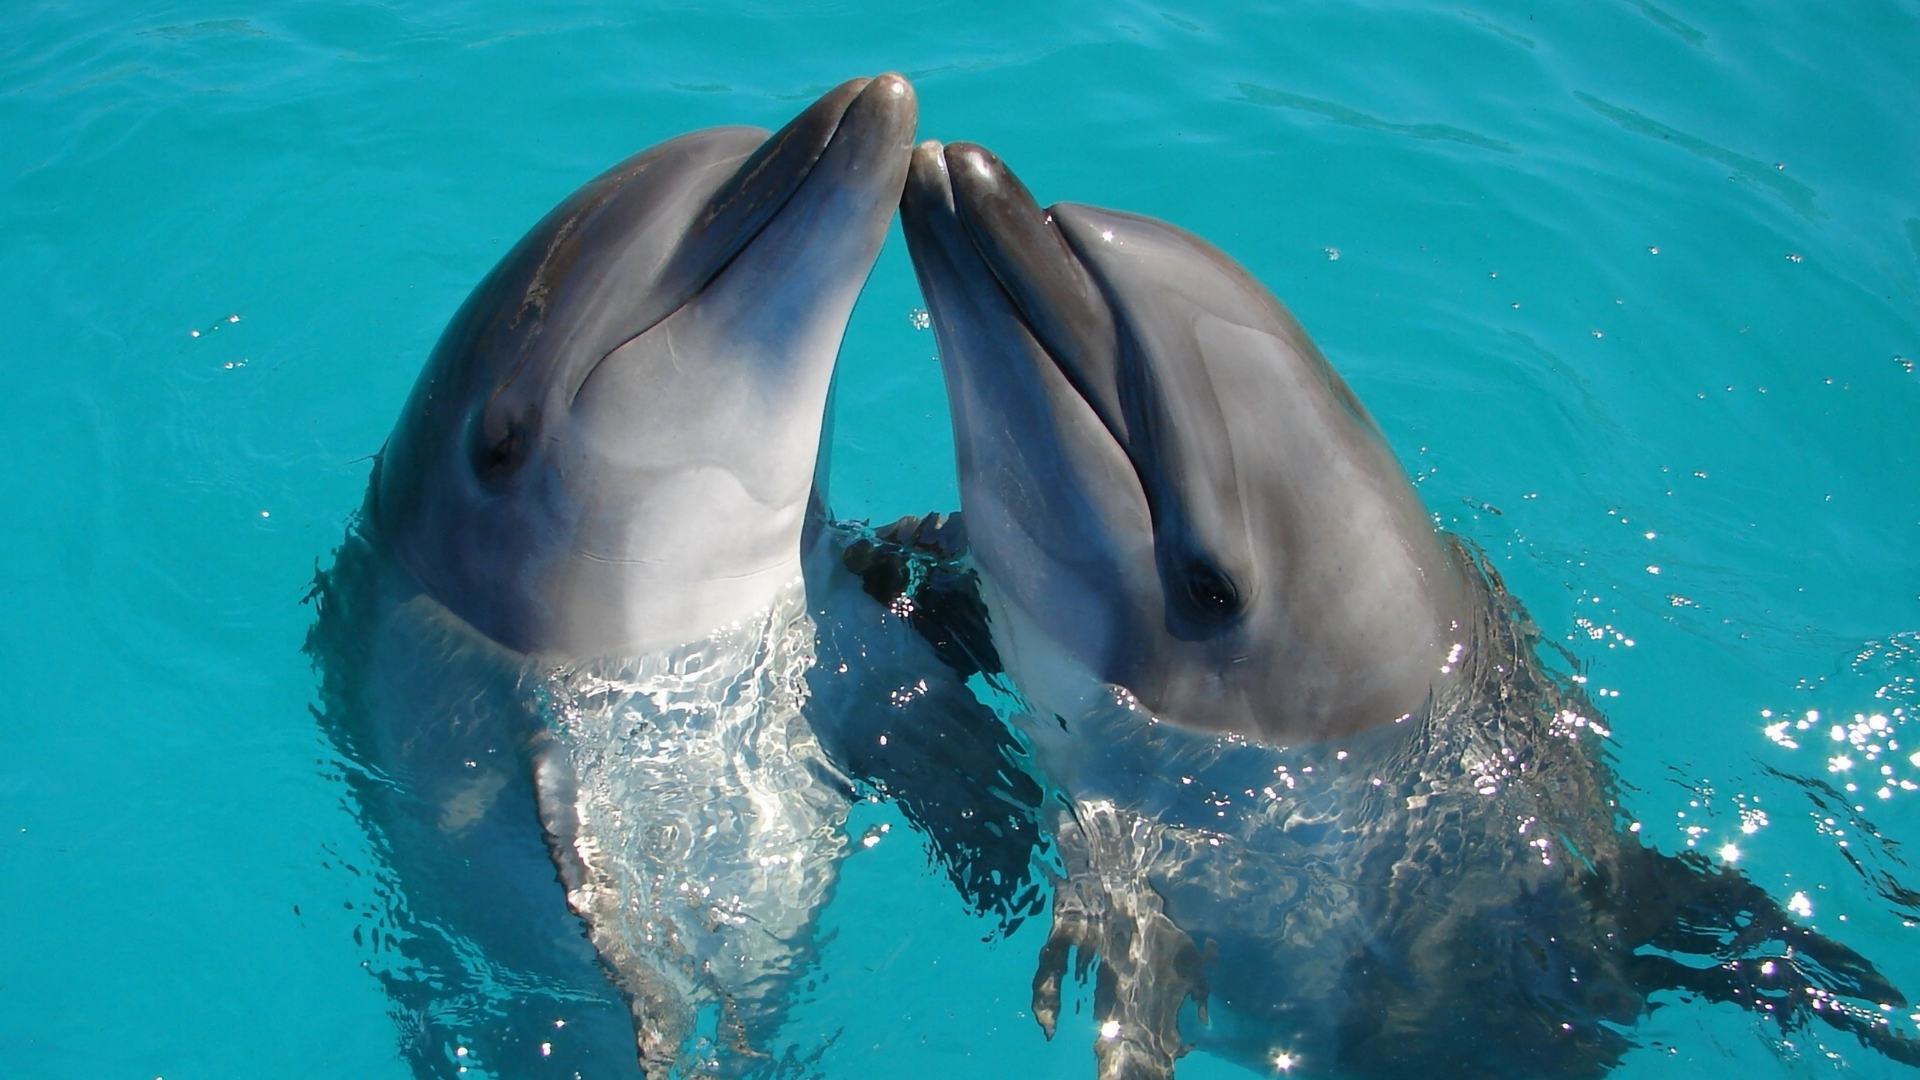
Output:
834,512,1044,927
1602,843,1920,1067
1032,804,1211,1080
529,732,695,1072
842,510,1001,679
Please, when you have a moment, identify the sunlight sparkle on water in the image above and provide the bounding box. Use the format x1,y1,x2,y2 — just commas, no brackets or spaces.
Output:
1273,1050,1298,1072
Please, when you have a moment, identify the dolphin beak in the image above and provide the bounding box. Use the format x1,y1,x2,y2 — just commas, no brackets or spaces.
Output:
944,143,1104,357
569,74,915,403
656,74,914,322
942,144,1123,438
901,140,971,311
692,78,867,248
904,141,1139,501
829,73,917,163
904,139,1094,353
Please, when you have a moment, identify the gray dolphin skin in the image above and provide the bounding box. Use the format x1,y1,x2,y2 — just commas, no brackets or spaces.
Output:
309,75,918,1076
899,144,1476,746
898,141,1918,1078
373,74,916,660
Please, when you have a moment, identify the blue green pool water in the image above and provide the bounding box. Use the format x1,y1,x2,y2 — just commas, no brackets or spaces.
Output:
4,2,1917,1076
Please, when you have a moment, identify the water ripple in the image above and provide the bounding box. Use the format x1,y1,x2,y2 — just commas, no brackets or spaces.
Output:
1233,80,1514,153
1572,89,1824,222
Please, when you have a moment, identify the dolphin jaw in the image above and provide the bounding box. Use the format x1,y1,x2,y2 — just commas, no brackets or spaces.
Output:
563,77,913,420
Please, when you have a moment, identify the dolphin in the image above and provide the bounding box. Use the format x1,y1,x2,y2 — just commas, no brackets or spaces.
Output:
308,75,926,1075
895,140,1919,1078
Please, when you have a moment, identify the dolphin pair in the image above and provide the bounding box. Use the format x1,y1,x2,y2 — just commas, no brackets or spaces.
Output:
311,65,1916,1079
892,141,1920,1077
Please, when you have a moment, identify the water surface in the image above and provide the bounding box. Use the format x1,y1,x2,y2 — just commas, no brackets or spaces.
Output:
3,2,1917,1076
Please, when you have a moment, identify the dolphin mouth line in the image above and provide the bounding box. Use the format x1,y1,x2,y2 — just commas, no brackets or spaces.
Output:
567,89,861,410
984,226,1125,456
915,144,1149,515
998,223,1143,494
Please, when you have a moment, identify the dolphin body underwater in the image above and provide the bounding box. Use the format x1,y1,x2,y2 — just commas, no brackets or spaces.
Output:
888,141,1920,1078
306,77,1043,1076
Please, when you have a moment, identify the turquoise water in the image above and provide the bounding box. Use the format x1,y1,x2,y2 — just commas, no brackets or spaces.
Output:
4,2,1918,1076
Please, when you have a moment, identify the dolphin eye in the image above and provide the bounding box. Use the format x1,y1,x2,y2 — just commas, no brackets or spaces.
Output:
472,418,528,482
1183,563,1242,621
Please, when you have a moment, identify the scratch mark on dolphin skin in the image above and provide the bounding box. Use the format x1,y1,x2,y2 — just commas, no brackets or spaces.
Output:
1233,83,1513,154
701,117,806,228
514,153,661,334
663,322,684,376
516,210,581,330
568,550,795,588
573,550,664,566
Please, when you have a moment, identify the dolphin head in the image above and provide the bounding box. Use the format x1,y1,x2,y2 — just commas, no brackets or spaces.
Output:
900,141,1475,742
370,76,916,657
